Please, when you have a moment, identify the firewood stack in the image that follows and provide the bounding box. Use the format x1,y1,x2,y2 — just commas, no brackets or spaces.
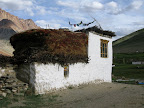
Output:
10,29,89,65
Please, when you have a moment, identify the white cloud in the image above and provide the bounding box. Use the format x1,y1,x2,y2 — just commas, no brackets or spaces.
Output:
57,9,86,21
133,21,144,25
25,8,34,16
99,13,144,38
36,6,47,15
57,0,104,13
105,1,120,14
115,28,134,36
80,1,104,13
106,1,117,8
0,0,33,15
57,1,78,9
89,1,104,9
113,26,143,41
35,20,61,29
0,0,47,16
131,0,143,10
108,0,144,15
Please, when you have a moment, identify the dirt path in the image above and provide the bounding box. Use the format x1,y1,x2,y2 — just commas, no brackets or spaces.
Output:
2,82,144,108
48,82,144,108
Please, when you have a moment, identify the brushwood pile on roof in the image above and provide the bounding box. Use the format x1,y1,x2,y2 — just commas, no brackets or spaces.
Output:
0,54,13,65
75,26,116,37
10,29,88,65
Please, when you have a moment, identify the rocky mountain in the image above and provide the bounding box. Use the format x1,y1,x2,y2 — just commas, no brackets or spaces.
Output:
0,8,40,39
0,8,40,56
113,28,144,53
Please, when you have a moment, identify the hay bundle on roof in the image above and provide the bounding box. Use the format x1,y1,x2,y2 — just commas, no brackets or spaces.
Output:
10,29,88,65
0,54,13,65
75,26,116,37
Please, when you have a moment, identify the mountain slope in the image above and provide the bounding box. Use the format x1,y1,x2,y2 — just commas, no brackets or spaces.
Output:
113,28,144,53
0,8,40,56
0,8,40,39
0,8,40,31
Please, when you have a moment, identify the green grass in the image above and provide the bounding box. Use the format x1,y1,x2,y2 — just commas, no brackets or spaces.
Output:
21,95,43,108
113,53,144,64
112,64,144,80
0,94,59,108
114,53,144,59
0,97,12,108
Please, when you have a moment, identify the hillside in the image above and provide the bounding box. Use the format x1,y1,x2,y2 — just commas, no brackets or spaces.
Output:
113,28,144,53
0,40,14,56
0,8,40,56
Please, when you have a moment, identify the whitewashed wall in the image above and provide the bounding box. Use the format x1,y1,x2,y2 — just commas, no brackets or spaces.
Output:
18,32,113,94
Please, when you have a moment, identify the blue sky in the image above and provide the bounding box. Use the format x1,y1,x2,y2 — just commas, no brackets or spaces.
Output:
0,0,144,40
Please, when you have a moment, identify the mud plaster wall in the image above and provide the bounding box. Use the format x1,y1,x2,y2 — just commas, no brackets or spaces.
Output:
17,32,113,94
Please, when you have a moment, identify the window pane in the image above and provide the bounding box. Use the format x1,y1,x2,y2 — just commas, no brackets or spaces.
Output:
103,43,104,48
105,54,107,57
105,43,106,47
105,48,107,53
103,47,105,53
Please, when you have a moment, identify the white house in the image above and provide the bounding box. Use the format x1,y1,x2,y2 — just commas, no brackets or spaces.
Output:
10,27,115,94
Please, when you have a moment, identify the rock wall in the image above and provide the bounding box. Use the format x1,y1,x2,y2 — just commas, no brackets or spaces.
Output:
0,64,28,99
0,64,15,77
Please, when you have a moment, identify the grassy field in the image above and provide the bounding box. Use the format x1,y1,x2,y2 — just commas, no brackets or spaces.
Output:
113,53,144,80
0,94,59,108
112,64,144,80
113,53,144,64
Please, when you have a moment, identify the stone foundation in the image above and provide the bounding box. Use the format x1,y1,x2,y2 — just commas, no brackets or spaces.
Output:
0,64,29,99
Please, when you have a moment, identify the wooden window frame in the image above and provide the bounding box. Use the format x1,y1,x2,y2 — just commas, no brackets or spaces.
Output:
64,64,69,78
101,39,109,58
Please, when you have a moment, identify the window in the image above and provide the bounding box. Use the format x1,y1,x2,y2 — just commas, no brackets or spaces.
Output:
64,64,69,78
101,39,109,58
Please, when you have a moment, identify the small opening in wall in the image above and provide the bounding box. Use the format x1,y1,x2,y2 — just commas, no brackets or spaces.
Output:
64,64,69,78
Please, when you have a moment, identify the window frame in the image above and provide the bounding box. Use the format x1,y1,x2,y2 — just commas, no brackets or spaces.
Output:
64,64,69,78
100,39,109,58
